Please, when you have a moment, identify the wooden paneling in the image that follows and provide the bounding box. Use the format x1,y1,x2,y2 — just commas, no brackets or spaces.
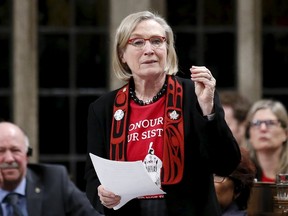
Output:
248,182,288,215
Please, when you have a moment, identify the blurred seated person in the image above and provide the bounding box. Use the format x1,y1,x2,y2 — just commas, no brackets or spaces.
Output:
245,99,288,182
0,121,104,216
219,90,251,148
214,147,256,216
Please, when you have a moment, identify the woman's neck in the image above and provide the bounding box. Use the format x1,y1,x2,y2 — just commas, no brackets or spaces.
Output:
133,75,166,101
256,147,282,179
130,75,167,105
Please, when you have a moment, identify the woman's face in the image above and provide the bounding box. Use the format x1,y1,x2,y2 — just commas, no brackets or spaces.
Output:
214,177,235,210
249,108,287,151
121,19,167,80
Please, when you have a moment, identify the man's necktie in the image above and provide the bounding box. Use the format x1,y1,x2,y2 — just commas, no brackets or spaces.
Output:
3,193,24,216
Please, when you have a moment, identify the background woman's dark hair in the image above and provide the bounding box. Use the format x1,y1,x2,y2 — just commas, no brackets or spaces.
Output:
230,147,256,210
219,90,251,124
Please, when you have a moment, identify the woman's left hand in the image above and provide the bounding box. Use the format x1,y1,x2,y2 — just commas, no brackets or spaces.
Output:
190,65,216,116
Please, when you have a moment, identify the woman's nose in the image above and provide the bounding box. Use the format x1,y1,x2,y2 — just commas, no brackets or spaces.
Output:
143,43,155,54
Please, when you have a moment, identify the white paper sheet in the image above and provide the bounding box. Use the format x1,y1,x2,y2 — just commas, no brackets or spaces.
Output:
89,153,166,210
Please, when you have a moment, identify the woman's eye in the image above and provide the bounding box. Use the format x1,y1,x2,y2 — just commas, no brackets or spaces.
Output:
133,39,144,46
151,38,161,45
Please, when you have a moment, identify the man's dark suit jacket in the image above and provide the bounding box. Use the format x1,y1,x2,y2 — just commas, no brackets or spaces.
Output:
26,163,103,216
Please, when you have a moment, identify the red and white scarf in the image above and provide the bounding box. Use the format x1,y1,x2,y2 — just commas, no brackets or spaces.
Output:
110,75,184,184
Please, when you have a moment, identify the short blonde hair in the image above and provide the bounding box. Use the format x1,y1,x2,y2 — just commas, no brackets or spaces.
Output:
112,10,178,82
246,99,288,174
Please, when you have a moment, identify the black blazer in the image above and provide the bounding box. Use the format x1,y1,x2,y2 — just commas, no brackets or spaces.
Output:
85,76,241,216
26,163,103,216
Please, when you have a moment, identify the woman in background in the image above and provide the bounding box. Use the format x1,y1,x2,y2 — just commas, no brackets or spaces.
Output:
245,99,288,182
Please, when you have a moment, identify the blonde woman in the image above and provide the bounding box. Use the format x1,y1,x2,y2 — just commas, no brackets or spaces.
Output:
245,99,288,182
84,10,240,216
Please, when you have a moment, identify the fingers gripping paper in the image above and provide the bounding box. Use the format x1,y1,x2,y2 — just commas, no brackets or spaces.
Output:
89,153,166,210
